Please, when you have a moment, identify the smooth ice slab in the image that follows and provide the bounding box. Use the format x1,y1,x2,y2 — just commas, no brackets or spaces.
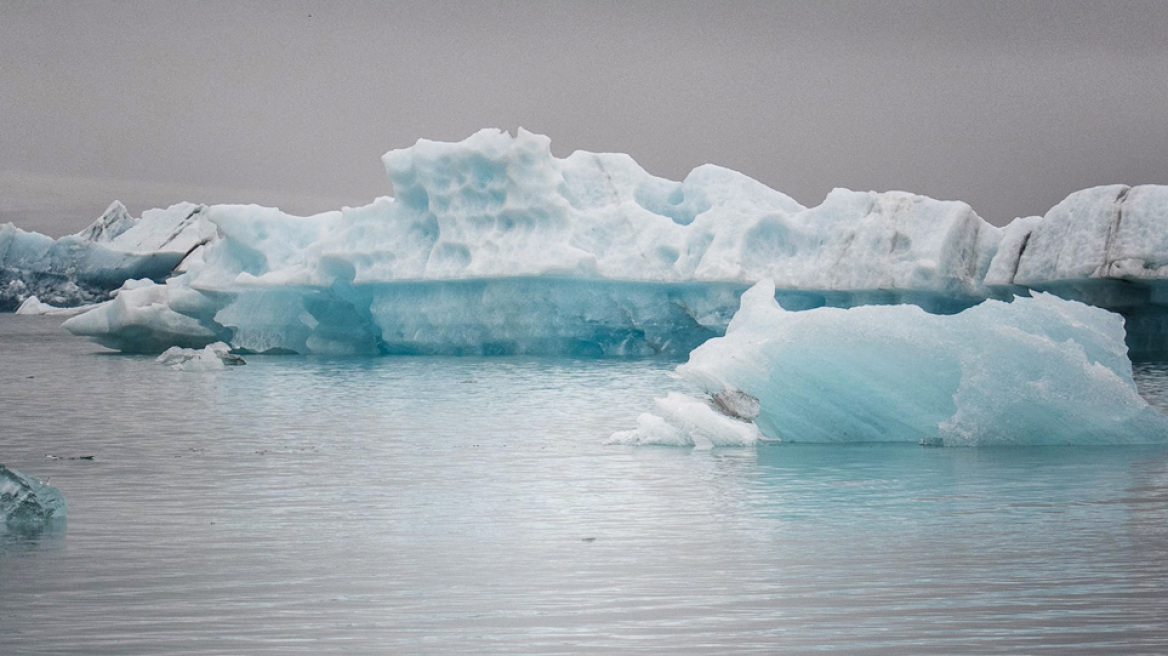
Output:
614,281,1168,446
1,464,66,528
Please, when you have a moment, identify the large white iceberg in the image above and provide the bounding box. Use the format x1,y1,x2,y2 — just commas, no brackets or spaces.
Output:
61,129,1007,355
613,281,1168,447
0,127,1151,357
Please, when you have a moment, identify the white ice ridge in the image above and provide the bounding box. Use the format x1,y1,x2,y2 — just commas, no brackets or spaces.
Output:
0,126,1149,356
612,281,1168,447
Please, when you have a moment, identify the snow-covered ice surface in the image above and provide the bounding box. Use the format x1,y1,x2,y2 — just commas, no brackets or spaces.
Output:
0,464,66,529
614,281,1168,447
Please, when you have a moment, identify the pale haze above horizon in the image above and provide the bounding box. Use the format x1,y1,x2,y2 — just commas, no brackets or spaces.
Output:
3,0,1167,236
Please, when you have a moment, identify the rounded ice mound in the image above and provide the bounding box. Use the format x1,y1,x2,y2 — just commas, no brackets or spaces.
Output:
618,281,1168,446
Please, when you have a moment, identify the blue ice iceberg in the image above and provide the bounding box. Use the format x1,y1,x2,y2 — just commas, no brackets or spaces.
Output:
612,281,1168,446
1,464,66,528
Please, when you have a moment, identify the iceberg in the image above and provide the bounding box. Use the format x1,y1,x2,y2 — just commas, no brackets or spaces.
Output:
0,201,215,311
0,127,1150,358
61,129,1008,355
612,281,1168,447
1,464,66,529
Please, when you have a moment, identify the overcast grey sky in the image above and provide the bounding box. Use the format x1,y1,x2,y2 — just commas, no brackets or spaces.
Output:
2,0,1167,235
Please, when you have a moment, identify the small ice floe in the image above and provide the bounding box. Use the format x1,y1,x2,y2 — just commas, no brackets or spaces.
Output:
155,342,246,371
1,464,66,529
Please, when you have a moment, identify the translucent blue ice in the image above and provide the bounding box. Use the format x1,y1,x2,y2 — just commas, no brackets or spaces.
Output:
612,281,1168,447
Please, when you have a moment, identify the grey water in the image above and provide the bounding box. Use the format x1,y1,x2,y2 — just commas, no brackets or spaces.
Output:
2,314,1168,655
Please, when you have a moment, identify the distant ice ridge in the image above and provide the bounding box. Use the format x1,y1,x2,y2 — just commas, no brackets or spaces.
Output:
612,281,1168,447
1,464,66,529
0,201,214,311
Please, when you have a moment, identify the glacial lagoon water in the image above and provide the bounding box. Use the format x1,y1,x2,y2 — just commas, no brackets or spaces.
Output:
2,314,1168,654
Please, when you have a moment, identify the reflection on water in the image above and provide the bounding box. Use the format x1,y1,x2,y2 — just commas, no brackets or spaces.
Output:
1,315,1167,653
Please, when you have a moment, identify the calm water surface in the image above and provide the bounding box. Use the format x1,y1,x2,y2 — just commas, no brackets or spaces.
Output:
2,315,1168,654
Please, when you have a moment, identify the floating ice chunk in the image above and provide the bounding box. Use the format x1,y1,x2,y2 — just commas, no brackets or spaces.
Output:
14,132,1168,358
63,279,225,353
619,280,1168,446
608,392,764,448
156,341,245,371
1,464,66,528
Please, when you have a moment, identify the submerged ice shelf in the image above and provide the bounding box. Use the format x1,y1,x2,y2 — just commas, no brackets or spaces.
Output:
612,282,1168,447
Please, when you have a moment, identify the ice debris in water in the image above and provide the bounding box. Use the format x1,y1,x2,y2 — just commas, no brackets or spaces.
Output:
1,464,66,528
156,342,245,371
613,280,1168,447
